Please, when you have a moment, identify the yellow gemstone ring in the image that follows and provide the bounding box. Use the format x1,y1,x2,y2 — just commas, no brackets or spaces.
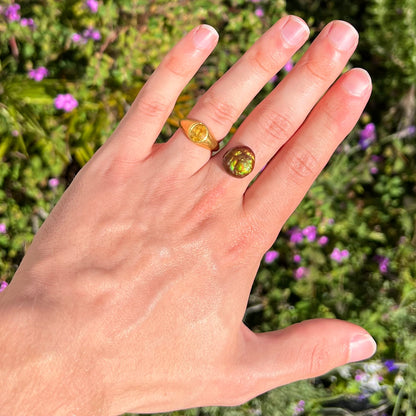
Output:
180,119,219,151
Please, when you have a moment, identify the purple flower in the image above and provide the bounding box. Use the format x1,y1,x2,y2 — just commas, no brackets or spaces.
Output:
0,223,6,234
83,28,101,41
355,370,365,381
91,30,101,41
264,250,279,264
20,17,35,28
48,178,60,188
294,267,307,280
255,8,264,17
293,254,301,263
359,122,377,149
384,359,398,372
269,74,278,83
341,249,349,257
375,256,389,274
71,33,85,43
284,59,294,72
85,0,99,13
293,399,305,415
28,66,48,82
318,236,329,246
4,4,20,21
0,281,8,292
302,225,317,242
54,93,78,112
330,247,349,262
289,228,304,244
407,125,416,136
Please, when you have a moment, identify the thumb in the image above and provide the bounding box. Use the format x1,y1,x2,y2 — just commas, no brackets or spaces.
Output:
233,318,376,404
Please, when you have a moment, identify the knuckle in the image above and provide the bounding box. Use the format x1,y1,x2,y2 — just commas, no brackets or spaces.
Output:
302,57,337,83
163,53,193,77
225,215,262,255
134,92,172,119
321,101,345,135
190,181,227,221
96,140,143,183
102,155,138,183
308,343,331,377
321,110,341,138
258,110,295,148
285,146,319,185
247,46,279,75
202,92,239,126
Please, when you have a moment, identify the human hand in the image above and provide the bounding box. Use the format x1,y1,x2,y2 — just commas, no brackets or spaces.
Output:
0,16,375,415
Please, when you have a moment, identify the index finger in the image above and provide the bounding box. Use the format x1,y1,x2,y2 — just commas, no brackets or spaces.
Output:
104,25,219,161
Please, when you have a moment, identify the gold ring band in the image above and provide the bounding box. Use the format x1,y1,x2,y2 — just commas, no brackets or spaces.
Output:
180,119,219,151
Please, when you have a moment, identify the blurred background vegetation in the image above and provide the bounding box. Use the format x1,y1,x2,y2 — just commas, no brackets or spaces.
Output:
0,0,415,415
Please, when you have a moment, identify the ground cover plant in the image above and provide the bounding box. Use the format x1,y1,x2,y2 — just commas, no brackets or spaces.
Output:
0,0,415,415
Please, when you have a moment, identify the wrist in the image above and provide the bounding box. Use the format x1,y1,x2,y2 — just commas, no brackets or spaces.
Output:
0,285,107,416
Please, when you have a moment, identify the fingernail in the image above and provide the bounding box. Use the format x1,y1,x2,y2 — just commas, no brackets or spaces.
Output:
281,16,310,46
342,68,372,96
193,25,219,50
327,21,358,51
348,333,377,363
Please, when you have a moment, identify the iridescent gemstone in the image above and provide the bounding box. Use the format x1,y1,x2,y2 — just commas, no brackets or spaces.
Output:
223,146,255,178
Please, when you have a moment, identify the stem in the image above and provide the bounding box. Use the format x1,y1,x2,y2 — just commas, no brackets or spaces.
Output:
9,36,19,59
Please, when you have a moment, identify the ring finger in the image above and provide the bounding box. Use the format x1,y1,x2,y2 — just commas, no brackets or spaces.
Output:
210,20,359,191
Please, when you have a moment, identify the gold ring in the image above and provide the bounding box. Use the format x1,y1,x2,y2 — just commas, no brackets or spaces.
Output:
180,119,219,151
223,146,255,178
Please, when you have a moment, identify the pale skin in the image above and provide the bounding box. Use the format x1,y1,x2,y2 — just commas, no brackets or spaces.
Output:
0,16,376,416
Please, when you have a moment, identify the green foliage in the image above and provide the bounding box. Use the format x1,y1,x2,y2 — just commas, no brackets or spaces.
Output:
1,0,416,415
0,152,64,277
364,0,416,101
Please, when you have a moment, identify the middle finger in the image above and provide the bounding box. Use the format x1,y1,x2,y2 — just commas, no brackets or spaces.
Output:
211,20,359,190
